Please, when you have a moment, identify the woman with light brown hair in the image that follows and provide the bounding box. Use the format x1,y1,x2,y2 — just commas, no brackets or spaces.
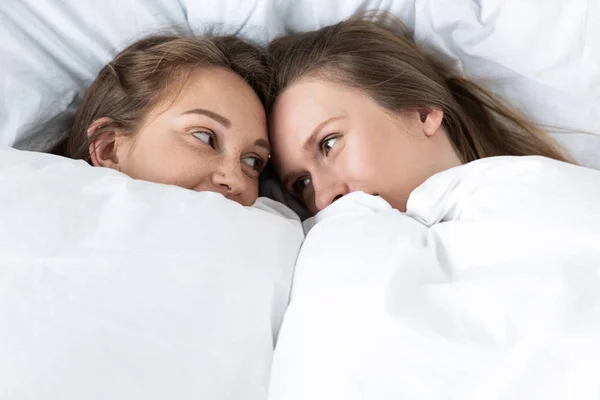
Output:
267,13,577,215
51,34,272,206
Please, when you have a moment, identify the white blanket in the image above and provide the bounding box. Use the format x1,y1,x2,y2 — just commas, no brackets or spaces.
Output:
0,147,304,400
269,156,600,399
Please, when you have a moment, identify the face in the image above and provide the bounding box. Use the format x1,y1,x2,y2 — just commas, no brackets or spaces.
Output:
270,78,462,215
91,67,269,206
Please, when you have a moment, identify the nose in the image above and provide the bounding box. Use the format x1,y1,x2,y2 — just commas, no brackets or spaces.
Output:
313,179,350,212
212,162,246,198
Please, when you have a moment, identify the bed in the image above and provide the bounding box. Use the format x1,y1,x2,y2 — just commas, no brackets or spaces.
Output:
1,1,599,399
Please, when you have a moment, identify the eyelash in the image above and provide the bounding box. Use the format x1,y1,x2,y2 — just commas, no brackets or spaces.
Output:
292,176,312,196
319,135,339,156
192,130,217,149
243,155,266,174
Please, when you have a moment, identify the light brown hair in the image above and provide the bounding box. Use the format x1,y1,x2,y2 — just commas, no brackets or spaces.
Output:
268,12,573,163
51,34,270,161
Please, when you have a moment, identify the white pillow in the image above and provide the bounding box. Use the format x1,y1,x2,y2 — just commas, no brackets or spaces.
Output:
0,0,278,151
0,146,304,400
280,0,416,32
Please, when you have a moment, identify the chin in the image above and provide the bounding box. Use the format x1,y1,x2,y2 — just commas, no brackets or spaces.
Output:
382,195,407,213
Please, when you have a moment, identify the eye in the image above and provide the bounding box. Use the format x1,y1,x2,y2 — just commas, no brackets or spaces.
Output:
292,176,312,195
320,136,338,155
242,156,265,172
192,131,216,148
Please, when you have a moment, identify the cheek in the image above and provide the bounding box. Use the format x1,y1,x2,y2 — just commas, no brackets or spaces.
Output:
338,135,388,182
376,135,435,210
242,183,259,205
120,130,166,171
126,136,210,186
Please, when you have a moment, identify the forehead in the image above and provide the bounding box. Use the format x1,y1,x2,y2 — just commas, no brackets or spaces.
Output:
270,78,385,149
273,78,346,123
271,78,383,131
155,67,267,133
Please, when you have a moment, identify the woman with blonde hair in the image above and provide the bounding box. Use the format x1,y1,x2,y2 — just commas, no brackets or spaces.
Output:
267,13,580,215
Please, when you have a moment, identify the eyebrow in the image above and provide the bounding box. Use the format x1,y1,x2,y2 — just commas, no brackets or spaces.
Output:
182,108,231,128
281,115,346,188
254,138,272,154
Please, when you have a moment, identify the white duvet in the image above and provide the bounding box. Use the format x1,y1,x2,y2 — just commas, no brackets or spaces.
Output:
0,147,304,400
269,156,600,400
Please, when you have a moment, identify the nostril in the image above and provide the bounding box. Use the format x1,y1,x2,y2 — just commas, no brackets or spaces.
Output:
332,194,344,203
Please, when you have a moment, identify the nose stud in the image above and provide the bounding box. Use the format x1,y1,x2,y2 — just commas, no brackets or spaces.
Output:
219,172,231,191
